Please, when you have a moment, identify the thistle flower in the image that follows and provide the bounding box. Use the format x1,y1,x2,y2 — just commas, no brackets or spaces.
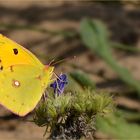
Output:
50,74,68,95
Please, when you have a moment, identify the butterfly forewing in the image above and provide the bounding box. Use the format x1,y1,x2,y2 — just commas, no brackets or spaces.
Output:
0,34,43,70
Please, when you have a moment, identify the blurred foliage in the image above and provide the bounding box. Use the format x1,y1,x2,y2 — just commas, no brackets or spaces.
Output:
112,42,140,53
80,18,140,96
65,74,83,92
117,109,140,122
70,70,96,90
96,113,140,139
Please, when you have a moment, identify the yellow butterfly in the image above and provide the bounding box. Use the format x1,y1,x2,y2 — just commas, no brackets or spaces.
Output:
0,34,54,116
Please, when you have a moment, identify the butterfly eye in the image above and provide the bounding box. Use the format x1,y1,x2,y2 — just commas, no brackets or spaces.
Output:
13,48,18,55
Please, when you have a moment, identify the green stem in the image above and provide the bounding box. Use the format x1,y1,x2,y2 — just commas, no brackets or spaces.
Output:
112,42,140,53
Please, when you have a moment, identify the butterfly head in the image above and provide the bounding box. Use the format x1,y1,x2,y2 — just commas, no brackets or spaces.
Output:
45,65,54,73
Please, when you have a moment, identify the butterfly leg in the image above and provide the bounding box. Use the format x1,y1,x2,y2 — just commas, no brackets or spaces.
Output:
53,72,66,82
55,79,63,97
42,90,48,101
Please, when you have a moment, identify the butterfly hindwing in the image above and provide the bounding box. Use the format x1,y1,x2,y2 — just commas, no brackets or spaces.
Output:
0,64,52,116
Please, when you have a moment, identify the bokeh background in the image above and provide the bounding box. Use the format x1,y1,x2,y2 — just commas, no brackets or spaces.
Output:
0,1,140,140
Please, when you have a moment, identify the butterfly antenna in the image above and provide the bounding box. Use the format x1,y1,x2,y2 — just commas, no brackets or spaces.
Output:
51,56,76,66
48,59,55,66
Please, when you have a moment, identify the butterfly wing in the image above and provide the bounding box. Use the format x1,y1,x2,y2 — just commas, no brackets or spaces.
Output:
0,34,43,70
0,64,54,116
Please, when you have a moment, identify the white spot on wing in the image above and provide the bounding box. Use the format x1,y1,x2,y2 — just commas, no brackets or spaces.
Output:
12,80,20,88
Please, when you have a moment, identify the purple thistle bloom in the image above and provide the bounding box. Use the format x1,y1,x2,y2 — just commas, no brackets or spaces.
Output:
50,74,68,95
